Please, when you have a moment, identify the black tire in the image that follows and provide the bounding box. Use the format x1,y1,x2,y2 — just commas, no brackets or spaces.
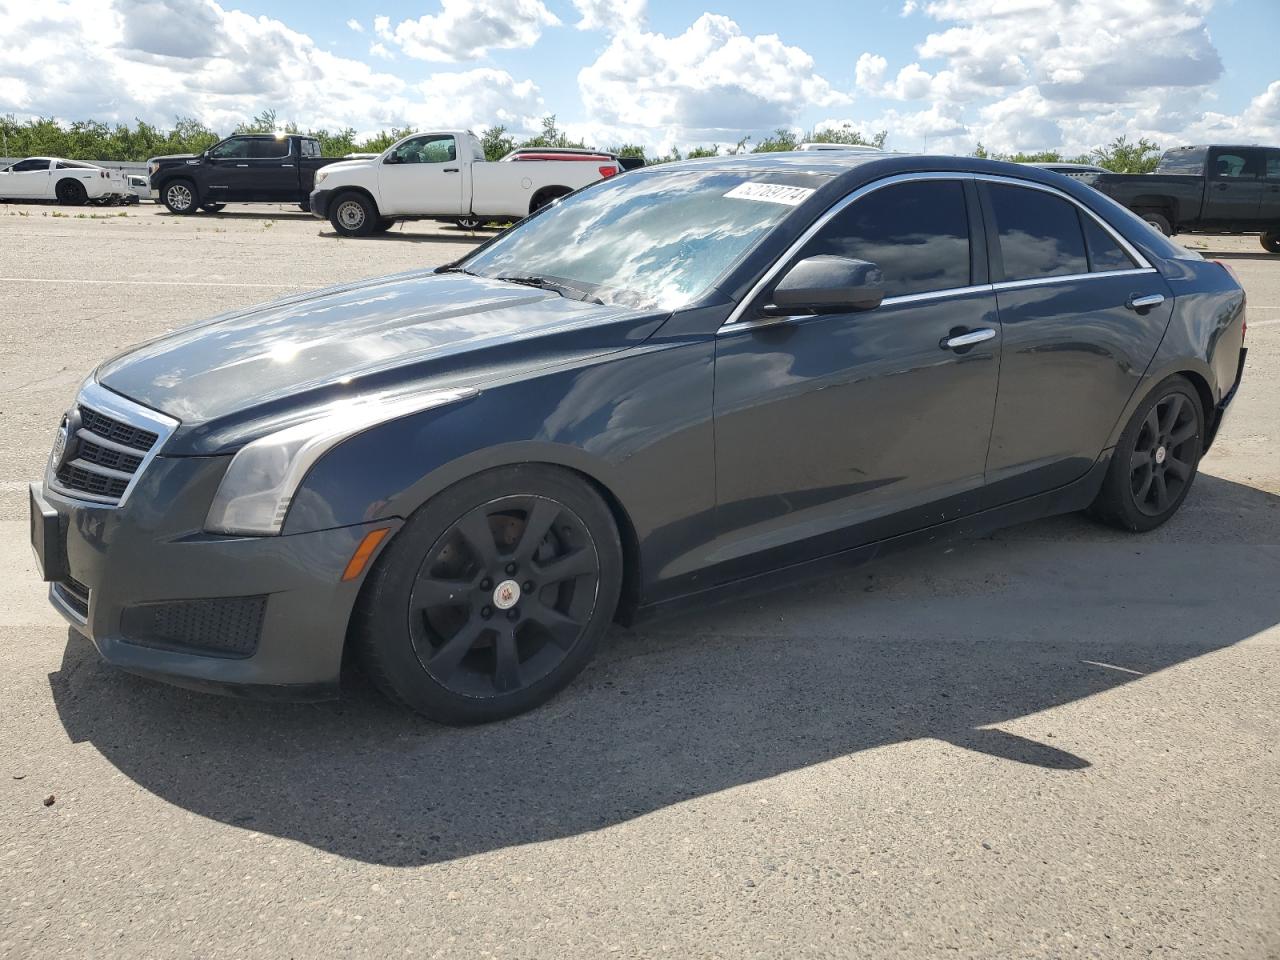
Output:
1091,375,1204,532
371,218,397,234
161,180,198,214
199,202,226,213
1262,231,1280,254
298,200,311,213
1138,210,1172,236
455,216,483,230
329,191,377,237
529,187,570,215
55,179,87,206
354,464,623,724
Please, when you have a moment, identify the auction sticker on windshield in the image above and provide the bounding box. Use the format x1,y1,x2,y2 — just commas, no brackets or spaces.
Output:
724,182,815,206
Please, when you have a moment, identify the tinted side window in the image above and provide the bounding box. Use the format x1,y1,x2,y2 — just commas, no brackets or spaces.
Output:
1156,148,1206,175
1266,150,1280,180
1081,216,1136,272
799,180,970,299
246,138,289,159
987,184,1087,281
13,158,49,172
301,139,320,158
1210,151,1260,179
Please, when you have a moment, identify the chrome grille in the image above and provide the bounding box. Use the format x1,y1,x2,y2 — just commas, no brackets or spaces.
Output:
46,382,179,507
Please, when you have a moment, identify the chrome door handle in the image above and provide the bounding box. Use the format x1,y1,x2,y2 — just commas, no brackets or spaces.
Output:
280,163,294,168
1126,293,1165,311
235,164,248,167
940,328,996,350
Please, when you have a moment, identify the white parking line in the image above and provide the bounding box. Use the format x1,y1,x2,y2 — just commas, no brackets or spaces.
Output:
0,276,297,288
1248,317,1280,328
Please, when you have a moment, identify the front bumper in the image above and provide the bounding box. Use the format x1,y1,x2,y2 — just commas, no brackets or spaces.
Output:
309,188,334,219
31,456,399,700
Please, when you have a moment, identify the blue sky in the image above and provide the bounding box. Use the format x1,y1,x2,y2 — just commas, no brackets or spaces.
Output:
1,0,1277,155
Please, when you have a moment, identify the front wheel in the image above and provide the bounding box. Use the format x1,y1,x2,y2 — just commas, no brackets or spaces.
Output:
329,192,377,237
162,180,197,214
354,465,623,724
1262,231,1280,254
1091,375,1204,532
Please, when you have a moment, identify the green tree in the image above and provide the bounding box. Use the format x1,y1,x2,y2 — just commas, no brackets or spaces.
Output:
751,128,798,152
805,124,887,149
480,125,517,161
1090,135,1161,173
519,115,587,150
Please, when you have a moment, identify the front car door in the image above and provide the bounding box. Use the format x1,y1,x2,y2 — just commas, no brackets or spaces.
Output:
711,175,1001,579
1202,148,1264,226
979,176,1173,504
0,158,53,198
377,134,465,216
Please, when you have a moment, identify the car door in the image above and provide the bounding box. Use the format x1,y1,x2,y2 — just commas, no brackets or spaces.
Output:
377,134,465,216
1202,148,1264,225
0,158,53,198
202,137,252,201
1263,149,1280,222
711,176,1001,577
237,137,298,200
979,177,1173,505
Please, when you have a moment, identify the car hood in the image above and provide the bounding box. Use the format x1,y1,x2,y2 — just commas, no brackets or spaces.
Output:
96,271,664,454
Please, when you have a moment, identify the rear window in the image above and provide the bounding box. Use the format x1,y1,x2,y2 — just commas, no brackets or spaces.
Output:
1156,148,1207,175
987,183,1088,281
246,138,290,159
301,139,321,159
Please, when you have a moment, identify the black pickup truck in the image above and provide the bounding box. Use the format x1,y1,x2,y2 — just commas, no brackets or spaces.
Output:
148,134,339,214
1093,144,1280,253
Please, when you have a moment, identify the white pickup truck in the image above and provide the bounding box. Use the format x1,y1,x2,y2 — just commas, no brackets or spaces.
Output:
309,130,622,236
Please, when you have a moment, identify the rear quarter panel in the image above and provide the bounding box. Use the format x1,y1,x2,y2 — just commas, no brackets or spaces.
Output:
470,161,604,218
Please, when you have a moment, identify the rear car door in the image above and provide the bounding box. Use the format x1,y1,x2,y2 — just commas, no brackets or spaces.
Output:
979,177,1173,505
378,134,465,216
1202,148,1264,225
1263,149,1280,222
0,158,53,198
712,176,1001,577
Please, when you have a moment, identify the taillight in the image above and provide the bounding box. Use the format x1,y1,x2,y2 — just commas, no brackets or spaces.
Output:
598,165,617,178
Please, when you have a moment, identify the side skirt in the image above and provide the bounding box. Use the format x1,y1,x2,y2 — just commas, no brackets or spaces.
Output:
625,452,1112,627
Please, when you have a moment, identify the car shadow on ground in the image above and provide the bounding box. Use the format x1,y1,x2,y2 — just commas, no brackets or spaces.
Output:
160,210,315,222
49,473,1280,867
316,228,494,244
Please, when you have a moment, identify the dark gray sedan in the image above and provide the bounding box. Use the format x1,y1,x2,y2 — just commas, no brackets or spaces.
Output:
30,152,1248,723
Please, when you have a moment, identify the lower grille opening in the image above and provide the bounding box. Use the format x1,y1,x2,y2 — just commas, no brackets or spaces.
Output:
119,596,267,659
53,578,90,619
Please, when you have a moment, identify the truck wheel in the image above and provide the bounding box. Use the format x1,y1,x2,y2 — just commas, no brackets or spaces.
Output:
455,217,483,230
529,187,571,215
1262,231,1280,254
55,179,87,206
329,192,376,237
162,180,198,215
352,464,623,724
199,203,226,213
1138,210,1171,236
371,218,397,234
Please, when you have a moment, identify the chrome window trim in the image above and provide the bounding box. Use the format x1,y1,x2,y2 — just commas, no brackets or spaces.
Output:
45,379,179,509
721,170,1156,331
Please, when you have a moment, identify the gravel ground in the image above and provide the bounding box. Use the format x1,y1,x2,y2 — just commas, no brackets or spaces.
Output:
1,201,1278,959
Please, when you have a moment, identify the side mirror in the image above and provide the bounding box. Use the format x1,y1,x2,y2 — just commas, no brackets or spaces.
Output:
765,255,885,315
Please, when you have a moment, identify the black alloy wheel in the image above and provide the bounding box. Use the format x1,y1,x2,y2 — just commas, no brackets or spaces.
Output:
1128,391,1198,516
1092,375,1203,532
55,179,87,205
409,496,600,698
355,465,622,723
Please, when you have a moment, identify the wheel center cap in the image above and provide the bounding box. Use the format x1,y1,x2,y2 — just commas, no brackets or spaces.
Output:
1155,445,1167,465
492,579,521,610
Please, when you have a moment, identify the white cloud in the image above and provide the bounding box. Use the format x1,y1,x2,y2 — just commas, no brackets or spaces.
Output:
0,0,546,140
345,18,362,33
368,42,394,61
571,0,646,32
375,0,560,63
578,13,849,143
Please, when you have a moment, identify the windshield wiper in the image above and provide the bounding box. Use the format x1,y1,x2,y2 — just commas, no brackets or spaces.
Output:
437,264,478,276
495,274,604,305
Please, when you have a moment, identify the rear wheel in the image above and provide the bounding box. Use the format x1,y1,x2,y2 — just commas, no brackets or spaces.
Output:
1138,210,1172,236
529,187,570,215
1091,375,1203,532
162,180,197,214
1262,231,1280,254
55,179,87,205
354,465,622,724
329,192,376,237
199,202,225,213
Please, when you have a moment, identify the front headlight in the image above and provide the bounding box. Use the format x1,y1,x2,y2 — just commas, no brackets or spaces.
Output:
205,387,476,536
314,168,329,187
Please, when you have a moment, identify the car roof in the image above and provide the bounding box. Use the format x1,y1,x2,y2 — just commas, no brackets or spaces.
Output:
1028,162,1106,170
